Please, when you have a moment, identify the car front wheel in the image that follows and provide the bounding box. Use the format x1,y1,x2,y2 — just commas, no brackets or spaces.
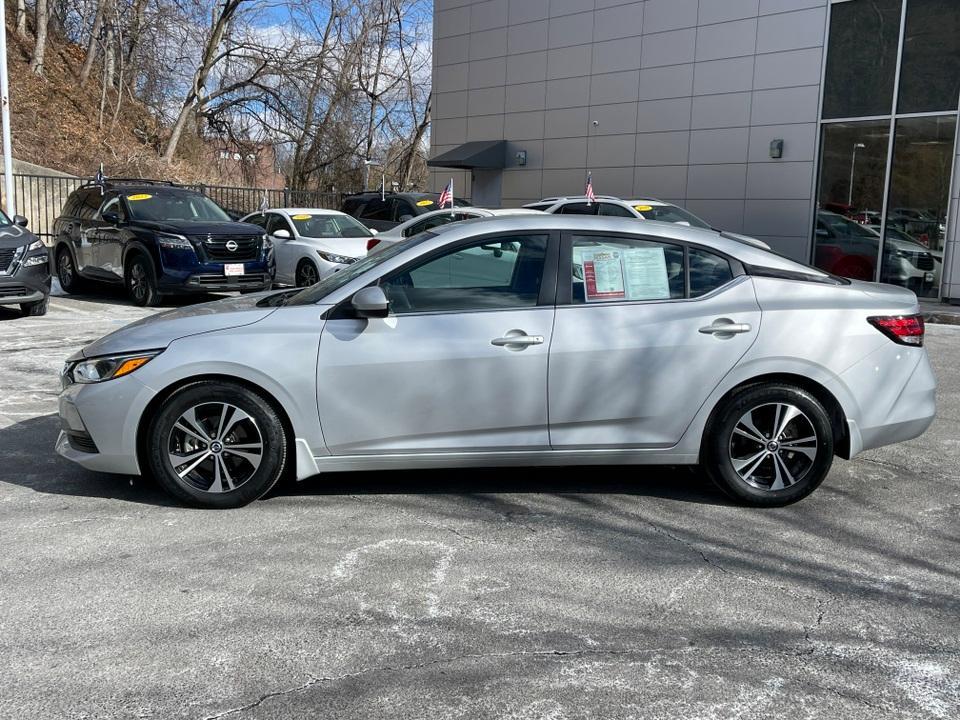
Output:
703,383,834,506
125,254,161,307
145,381,288,508
295,259,319,287
21,297,48,316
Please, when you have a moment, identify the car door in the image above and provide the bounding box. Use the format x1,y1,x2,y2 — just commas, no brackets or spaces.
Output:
265,213,296,283
88,193,127,279
316,232,558,455
548,232,761,448
69,188,104,276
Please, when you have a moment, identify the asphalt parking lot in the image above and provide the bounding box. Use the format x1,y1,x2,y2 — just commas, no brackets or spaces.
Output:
1,291,959,719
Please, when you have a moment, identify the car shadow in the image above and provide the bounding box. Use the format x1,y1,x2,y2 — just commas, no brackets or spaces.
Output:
1,414,731,508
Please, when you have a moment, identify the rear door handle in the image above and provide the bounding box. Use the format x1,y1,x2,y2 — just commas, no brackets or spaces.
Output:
699,319,752,336
491,330,544,348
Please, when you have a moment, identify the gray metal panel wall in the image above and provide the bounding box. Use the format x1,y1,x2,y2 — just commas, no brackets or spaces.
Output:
431,0,829,262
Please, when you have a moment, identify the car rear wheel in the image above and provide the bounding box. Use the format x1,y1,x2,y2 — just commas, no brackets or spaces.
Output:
56,246,85,294
125,254,161,307
145,381,288,508
295,259,319,287
703,383,834,506
20,297,48,316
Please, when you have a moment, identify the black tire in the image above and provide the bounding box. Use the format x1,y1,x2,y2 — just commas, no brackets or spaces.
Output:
20,297,49,316
55,245,85,294
145,381,288,509
125,253,162,307
295,259,320,287
702,383,834,507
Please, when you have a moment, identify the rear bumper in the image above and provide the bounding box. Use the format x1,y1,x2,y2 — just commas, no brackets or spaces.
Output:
838,345,936,457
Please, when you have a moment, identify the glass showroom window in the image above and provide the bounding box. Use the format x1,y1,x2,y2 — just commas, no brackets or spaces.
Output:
814,0,960,295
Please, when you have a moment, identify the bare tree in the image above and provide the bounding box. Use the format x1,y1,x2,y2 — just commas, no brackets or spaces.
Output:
80,0,109,86
15,0,27,38
30,0,51,75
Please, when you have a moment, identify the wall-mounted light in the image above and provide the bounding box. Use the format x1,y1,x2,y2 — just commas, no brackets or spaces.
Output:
516,150,527,166
769,139,784,159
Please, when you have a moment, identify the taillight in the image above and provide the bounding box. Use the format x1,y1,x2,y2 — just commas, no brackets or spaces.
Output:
366,238,380,252
867,314,925,346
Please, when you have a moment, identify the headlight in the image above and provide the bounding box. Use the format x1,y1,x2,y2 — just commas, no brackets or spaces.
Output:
68,351,161,384
23,254,48,267
157,232,193,250
26,239,44,251
317,250,356,264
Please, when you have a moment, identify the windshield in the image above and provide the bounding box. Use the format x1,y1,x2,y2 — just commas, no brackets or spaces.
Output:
291,213,372,238
634,203,711,229
285,233,432,306
125,191,231,222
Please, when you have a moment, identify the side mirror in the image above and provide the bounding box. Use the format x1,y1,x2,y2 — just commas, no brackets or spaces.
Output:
398,214,413,222
351,285,390,318
101,211,120,225
13,214,28,227
815,228,829,238
368,228,378,235
272,229,291,239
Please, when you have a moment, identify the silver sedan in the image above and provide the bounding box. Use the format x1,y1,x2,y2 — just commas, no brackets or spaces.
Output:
56,215,936,508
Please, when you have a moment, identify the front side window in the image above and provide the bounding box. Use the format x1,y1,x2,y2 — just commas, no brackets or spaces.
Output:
360,198,389,220
559,202,598,216
391,199,416,222
380,234,548,314
97,196,127,222
598,203,635,218
571,235,684,304
634,203,712,229
266,213,293,236
245,213,266,228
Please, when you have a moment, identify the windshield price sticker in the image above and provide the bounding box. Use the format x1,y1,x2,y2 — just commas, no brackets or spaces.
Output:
634,205,653,212
291,214,313,220
416,200,434,207
581,246,671,302
127,194,153,201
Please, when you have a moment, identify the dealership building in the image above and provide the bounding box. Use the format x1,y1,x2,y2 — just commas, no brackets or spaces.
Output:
427,0,960,302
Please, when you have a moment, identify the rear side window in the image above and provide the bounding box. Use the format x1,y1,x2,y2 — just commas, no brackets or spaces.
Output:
571,235,685,303
598,203,635,218
689,248,734,297
360,198,389,220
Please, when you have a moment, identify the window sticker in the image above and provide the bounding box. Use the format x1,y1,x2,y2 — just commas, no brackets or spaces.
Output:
291,214,312,220
581,249,626,301
416,199,434,207
127,193,152,201
578,246,671,302
634,205,653,212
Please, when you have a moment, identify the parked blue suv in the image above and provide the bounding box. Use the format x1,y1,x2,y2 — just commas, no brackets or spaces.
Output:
53,180,274,306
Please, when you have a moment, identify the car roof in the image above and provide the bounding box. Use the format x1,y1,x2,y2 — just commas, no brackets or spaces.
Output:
427,214,825,275
269,208,351,217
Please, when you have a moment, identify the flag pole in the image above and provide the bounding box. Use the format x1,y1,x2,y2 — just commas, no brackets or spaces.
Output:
450,177,454,216
0,3,16,216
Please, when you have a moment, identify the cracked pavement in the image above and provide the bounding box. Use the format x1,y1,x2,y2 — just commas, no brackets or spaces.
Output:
1,293,959,719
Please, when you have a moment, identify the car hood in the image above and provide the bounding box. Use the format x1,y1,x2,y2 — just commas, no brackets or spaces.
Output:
134,219,264,236
77,293,279,358
0,223,37,248
301,236,370,258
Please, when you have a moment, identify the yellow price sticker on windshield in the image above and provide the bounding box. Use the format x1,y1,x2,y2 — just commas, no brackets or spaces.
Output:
291,214,313,220
127,193,153,201
634,205,653,212
416,200,434,207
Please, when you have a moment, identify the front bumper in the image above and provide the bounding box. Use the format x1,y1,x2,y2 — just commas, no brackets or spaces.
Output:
0,256,51,305
55,374,156,476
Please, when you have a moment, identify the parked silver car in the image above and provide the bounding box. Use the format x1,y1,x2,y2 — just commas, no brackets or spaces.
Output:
56,215,936,509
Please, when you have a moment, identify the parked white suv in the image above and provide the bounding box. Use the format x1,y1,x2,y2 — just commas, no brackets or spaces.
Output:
524,196,712,229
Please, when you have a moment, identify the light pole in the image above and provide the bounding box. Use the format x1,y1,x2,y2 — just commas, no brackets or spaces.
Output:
0,0,16,216
847,142,865,208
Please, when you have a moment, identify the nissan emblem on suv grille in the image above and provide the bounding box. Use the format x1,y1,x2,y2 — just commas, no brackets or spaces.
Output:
225,240,239,252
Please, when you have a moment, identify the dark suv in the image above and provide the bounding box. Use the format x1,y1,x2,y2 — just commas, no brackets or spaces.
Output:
52,181,274,306
341,191,471,231
0,211,50,316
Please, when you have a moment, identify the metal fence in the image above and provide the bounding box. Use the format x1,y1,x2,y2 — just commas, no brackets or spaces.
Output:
2,174,345,240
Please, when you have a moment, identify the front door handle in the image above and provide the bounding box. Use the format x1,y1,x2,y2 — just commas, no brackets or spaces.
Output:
491,330,544,348
699,319,752,336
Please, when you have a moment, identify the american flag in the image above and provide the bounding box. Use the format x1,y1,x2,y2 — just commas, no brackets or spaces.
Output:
438,178,453,209
585,172,596,203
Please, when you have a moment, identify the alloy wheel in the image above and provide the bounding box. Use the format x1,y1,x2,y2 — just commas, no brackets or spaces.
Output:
297,262,318,287
167,402,264,493
129,263,147,302
728,402,818,491
58,252,73,285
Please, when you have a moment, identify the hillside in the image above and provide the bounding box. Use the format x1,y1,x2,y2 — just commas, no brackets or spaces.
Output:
5,20,222,182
